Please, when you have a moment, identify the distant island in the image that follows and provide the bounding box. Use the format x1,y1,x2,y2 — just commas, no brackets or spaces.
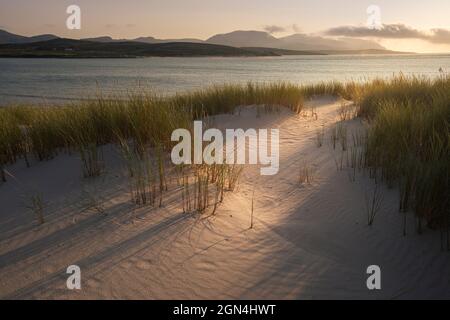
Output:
0,29,412,58
0,39,327,58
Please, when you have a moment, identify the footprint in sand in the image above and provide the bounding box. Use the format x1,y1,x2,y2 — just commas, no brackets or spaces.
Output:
135,259,154,270
86,278,101,289
258,196,277,207
121,260,133,269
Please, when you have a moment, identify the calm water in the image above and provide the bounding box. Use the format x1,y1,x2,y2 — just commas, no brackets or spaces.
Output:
1,54,449,105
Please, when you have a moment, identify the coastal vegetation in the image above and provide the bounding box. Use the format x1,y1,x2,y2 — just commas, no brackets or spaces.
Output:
0,76,448,236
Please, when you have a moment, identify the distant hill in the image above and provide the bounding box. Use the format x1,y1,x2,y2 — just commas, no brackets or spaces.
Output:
0,38,302,58
207,30,385,51
0,29,409,57
317,49,412,55
0,29,385,51
279,33,385,51
132,37,204,44
82,36,204,44
0,29,58,44
207,31,281,48
82,36,124,43
242,47,325,56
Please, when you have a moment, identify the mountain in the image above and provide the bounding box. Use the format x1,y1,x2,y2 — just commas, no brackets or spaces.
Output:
82,36,126,43
0,29,204,45
0,29,58,44
206,30,281,48
0,29,404,56
130,36,160,44
133,37,203,44
317,49,410,55
242,47,325,56
279,34,385,51
0,38,301,58
206,30,385,51
82,36,204,44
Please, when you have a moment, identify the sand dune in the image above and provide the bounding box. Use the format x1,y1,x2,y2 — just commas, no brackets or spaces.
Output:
1,96,449,299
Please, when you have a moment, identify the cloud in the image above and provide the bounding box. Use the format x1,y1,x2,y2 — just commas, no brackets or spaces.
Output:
325,24,450,44
263,25,286,34
428,28,450,44
263,24,301,34
126,24,136,28
326,24,423,39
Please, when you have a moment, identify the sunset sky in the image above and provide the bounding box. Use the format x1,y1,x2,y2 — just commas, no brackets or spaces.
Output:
1,0,450,53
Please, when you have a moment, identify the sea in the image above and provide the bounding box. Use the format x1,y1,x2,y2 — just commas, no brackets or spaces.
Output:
1,54,449,105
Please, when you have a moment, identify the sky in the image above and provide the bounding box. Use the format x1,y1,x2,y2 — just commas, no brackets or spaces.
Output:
1,0,450,53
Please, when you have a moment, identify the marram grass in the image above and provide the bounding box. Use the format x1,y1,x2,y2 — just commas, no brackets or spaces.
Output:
0,77,449,236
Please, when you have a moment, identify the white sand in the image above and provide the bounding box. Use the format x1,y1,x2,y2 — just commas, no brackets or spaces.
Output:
1,96,449,299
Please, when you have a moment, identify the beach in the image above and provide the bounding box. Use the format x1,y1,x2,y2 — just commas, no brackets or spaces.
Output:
1,95,449,299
